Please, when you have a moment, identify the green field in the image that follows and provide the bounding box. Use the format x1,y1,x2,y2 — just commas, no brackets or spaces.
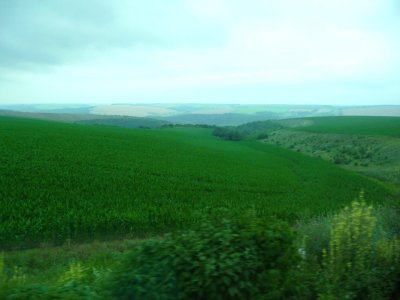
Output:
293,116,400,137
0,116,393,248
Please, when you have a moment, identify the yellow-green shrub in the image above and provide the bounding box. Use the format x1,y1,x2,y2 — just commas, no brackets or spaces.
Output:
319,193,400,299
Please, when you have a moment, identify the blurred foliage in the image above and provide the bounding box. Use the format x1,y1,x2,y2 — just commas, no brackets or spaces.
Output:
1,197,400,299
110,216,299,300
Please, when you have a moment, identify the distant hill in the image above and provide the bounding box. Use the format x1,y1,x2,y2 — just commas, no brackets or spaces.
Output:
341,105,400,117
0,110,104,122
1,104,399,127
0,110,169,129
0,104,93,113
76,117,169,128
159,111,281,126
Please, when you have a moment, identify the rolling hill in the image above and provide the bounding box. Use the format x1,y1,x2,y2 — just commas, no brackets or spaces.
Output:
0,110,169,128
239,116,400,185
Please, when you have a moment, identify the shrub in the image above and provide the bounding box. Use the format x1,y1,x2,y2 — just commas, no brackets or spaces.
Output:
110,217,299,300
318,194,400,299
319,198,376,299
256,133,269,140
212,127,245,141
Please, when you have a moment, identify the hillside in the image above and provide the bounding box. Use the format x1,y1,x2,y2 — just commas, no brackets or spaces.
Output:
0,116,393,248
291,116,400,137
233,116,400,184
0,110,168,128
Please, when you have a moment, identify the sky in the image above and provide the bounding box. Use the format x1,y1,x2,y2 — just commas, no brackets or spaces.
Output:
0,0,399,105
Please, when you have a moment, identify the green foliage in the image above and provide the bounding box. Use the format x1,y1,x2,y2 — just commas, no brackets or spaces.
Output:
319,195,400,299
0,117,389,248
6,284,52,300
320,196,376,298
256,132,269,140
0,253,27,299
1,198,400,299
6,282,102,300
212,126,245,141
4,261,105,300
296,215,333,264
376,203,400,238
110,217,299,300
213,120,283,141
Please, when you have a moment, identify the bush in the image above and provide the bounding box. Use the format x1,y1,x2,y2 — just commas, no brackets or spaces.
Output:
212,127,245,141
256,133,269,140
110,217,299,300
318,194,400,299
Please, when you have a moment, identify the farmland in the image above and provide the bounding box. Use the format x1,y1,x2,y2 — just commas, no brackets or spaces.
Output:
0,115,399,299
0,116,393,248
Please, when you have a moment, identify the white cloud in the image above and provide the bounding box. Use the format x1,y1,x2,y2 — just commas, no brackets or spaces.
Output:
0,0,399,104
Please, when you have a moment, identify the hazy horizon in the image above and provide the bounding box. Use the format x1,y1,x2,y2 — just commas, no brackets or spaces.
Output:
1,103,399,107
1,0,399,105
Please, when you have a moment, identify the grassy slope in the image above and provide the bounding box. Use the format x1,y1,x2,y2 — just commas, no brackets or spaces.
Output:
293,116,400,137
0,116,392,248
261,116,400,185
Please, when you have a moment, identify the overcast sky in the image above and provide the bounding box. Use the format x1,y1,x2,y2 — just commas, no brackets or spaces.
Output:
0,0,399,105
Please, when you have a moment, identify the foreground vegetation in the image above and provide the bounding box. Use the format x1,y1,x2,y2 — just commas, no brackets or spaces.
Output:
1,116,391,248
1,196,399,299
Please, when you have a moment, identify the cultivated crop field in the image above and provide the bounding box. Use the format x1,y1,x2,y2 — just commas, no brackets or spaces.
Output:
0,116,393,248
